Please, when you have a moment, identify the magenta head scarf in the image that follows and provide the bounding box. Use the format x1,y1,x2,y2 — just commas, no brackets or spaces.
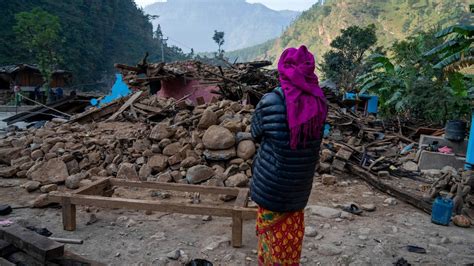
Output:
278,45,327,149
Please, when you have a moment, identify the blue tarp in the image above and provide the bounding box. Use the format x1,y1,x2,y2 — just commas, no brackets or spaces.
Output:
91,74,131,107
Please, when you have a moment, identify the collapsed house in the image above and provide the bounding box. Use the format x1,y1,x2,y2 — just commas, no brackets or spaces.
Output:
0,58,472,255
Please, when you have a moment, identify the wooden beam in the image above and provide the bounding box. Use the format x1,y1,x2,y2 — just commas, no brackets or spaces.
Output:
50,194,236,217
231,189,249,248
114,63,141,72
0,225,64,262
73,178,110,195
68,100,121,124
106,91,143,121
348,164,432,214
109,179,240,196
134,103,162,114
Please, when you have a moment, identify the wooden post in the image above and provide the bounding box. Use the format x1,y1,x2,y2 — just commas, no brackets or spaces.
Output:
232,189,249,248
62,198,76,231
232,211,243,248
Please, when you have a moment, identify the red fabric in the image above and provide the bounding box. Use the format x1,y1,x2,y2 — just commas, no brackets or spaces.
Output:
277,45,327,149
256,206,304,266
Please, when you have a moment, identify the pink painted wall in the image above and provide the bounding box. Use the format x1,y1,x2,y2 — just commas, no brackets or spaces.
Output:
158,77,219,105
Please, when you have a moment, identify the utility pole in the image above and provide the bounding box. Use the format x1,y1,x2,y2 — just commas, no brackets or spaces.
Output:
161,37,168,62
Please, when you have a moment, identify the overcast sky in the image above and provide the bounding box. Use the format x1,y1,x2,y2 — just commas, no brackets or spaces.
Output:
134,0,317,11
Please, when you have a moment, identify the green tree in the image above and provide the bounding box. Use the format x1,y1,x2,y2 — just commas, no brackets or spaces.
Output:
357,29,472,123
213,30,225,56
13,8,62,89
321,25,377,92
424,25,474,73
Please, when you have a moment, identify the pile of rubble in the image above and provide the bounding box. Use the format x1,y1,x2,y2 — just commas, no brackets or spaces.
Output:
115,59,278,102
0,94,256,206
428,167,474,223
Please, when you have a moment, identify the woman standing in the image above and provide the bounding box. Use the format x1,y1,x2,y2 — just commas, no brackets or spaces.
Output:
251,46,327,265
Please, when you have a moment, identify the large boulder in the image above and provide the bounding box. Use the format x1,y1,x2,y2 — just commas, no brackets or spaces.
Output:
204,148,236,161
198,109,218,129
116,163,139,180
202,126,235,150
236,140,255,160
27,158,69,185
186,165,215,184
147,155,169,173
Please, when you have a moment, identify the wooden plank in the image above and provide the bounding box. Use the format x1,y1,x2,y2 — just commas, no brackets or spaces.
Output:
348,164,432,213
134,103,162,114
0,224,64,262
49,194,235,217
62,197,76,231
73,178,110,195
109,179,240,196
231,189,249,248
106,91,143,121
68,100,121,124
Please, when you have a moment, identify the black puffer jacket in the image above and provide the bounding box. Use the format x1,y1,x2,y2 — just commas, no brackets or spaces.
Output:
250,88,323,212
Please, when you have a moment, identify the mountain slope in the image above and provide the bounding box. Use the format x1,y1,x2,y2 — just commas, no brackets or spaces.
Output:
144,0,300,52
231,0,473,64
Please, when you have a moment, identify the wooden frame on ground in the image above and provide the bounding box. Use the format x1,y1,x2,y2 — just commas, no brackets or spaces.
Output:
47,178,256,247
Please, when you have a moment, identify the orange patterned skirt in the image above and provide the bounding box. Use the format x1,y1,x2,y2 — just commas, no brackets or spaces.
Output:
256,206,304,266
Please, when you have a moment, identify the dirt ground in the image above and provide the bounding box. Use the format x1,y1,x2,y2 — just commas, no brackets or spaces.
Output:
1,175,474,266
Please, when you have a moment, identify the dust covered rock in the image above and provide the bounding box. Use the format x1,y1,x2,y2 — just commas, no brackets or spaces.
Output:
117,163,139,180
186,165,215,184
202,126,235,150
236,140,255,160
28,158,69,185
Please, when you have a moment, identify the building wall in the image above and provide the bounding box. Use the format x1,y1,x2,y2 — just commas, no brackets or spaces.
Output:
158,77,219,105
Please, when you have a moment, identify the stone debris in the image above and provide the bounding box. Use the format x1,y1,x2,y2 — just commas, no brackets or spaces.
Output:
304,226,318,237
306,205,342,219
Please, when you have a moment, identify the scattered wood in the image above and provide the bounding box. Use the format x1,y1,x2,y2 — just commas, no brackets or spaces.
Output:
106,90,144,121
348,164,432,214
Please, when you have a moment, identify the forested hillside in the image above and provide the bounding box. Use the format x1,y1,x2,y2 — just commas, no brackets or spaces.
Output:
0,0,189,87
231,0,472,65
